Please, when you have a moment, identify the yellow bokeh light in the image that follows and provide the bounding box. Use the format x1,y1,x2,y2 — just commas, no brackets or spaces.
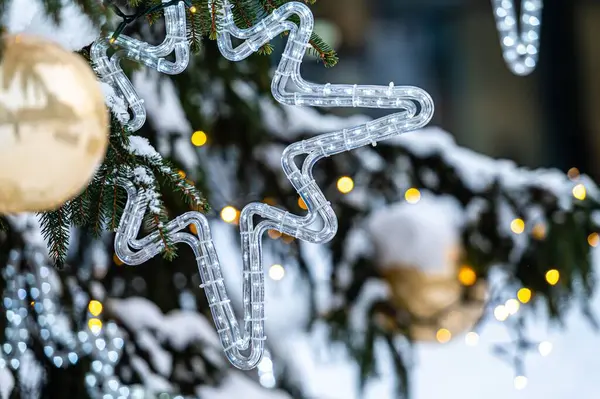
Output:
465,332,479,346
505,299,520,315
567,167,580,181
178,170,186,179
458,266,477,286
268,229,282,239
588,233,599,247
517,288,532,304
494,305,509,321
191,130,208,147
532,223,546,240
113,253,124,266
88,318,103,334
268,264,285,281
88,300,103,317
220,206,238,223
510,218,525,234
337,176,354,194
572,184,586,200
405,188,421,204
436,328,452,343
545,269,560,286
189,5,197,13
298,197,308,210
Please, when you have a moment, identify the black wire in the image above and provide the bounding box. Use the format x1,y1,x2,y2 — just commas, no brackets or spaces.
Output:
109,0,193,43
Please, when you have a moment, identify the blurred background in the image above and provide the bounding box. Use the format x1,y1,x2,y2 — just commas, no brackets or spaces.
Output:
2,0,600,398
306,0,598,178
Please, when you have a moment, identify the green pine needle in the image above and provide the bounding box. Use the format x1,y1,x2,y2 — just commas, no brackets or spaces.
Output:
38,203,72,268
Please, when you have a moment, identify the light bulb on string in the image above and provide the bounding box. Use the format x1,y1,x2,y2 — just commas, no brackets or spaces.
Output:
514,375,528,390
268,264,285,281
405,188,421,204
517,288,532,304
510,218,525,234
337,176,354,194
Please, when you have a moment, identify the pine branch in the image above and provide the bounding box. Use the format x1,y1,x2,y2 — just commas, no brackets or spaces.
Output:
209,0,224,40
38,203,72,267
73,0,110,26
259,0,339,67
40,0,63,24
188,0,208,52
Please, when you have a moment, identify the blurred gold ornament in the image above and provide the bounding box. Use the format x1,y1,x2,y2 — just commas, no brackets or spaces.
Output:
0,34,108,214
368,199,487,342
381,263,487,342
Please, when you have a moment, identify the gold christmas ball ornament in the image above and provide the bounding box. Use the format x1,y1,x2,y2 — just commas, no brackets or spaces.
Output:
0,34,109,214
367,197,487,342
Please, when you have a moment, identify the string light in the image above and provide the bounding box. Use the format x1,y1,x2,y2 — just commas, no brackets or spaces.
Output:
491,0,543,76
532,223,546,240
572,184,586,200
112,253,123,266
298,197,308,210
545,269,560,286
268,264,285,281
104,0,434,371
458,265,477,286
514,375,528,390
517,288,532,304
190,223,198,234
588,233,599,247
567,167,580,181
336,176,354,194
465,332,479,346
494,305,509,321
267,229,282,239
538,341,553,356
510,218,525,234
188,5,196,13
436,328,452,343
88,318,103,335
191,130,208,147
282,234,295,244
505,299,520,315
404,188,421,204
178,170,186,178
220,206,238,223
88,300,103,317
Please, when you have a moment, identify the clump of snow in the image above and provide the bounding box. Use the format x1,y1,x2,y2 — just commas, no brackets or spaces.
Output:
109,297,221,350
100,82,130,123
5,0,101,51
392,127,596,210
348,280,391,332
197,372,291,399
18,351,45,397
366,195,463,273
130,356,174,393
0,363,15,399
128,136,162,160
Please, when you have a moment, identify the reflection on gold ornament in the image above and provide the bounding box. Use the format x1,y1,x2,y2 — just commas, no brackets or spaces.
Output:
0,34,108,214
